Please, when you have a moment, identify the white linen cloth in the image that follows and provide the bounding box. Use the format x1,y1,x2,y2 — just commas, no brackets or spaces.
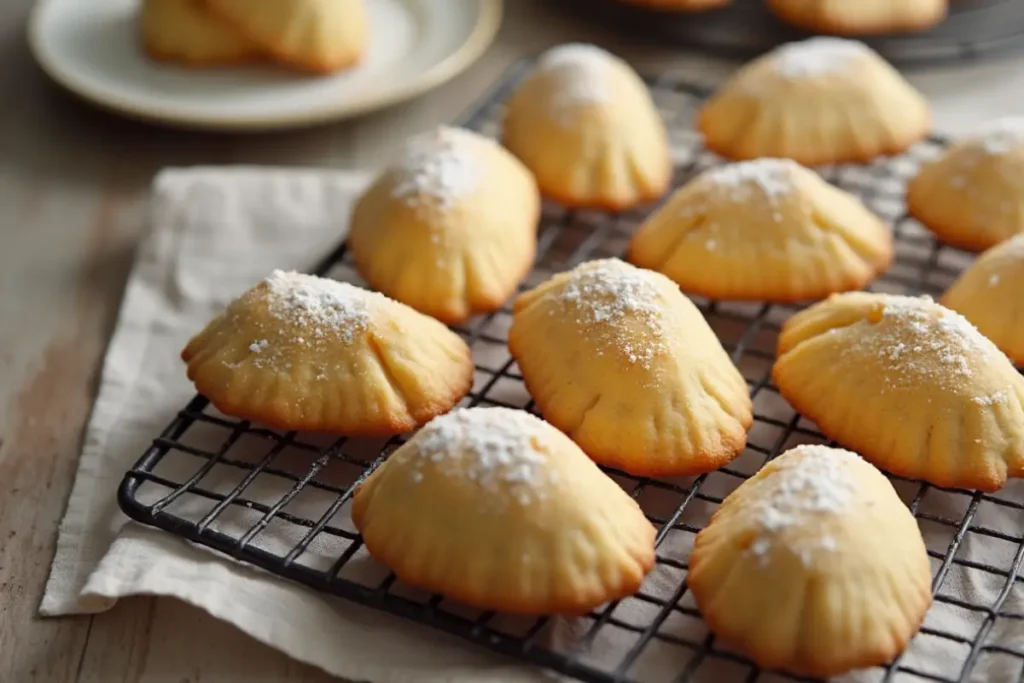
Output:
39,165,1024,683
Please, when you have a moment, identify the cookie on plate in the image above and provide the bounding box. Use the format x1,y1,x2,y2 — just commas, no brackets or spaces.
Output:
509,259,752,476
352,407,657,614
766,0,948,35
907,117,1024,252
203,0,367,73
941,234,1024,365
697,37,931,166
140,0,261,65
774,292,1024,491
502,43,672,211
181,270,473,434
628,158,893,301
349,126,540,324
689,445,932,678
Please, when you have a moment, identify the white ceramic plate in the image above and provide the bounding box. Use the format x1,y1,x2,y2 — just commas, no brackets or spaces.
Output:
28,0,503,131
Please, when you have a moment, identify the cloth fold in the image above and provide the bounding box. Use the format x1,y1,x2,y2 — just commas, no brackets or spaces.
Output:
40,165,1024,683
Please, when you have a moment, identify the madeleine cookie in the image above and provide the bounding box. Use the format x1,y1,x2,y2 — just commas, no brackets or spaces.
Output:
352,407,657,614
697,37,931,166
140,0,261,65
628,158,893,301
689,445,932,678
349,127,540,324
774,292,1024,491
509,259,752,476
203,0,367,73
941,235,1024,364
502,43,672,211
181,270,472,434
767,0,948,35
907,117,1024,252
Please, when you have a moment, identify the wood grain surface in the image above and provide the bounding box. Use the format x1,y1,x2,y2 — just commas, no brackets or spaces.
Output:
4,0,1024,680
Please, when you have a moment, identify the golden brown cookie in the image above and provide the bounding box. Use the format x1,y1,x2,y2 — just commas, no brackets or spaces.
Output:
774,292,1024,491
697,37,931,166
351,407,657,614
907,117,1024,252
689,445,932,678
181,270,473,434
767,0,948,35
203,0,367,73
509,259,752,476
140,0,261,66
349,126,540,324
502,43,672,211
628,158,893,301
941,234,1024,365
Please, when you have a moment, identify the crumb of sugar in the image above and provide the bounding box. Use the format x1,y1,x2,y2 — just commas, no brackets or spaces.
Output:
747,445,864,567
263,270,377,345
973,117,1024,156
869,295,1007,391
701,158,798,204
390,127,484,210
771,37,869,79
550,259,667,368
248,339,268,353
973,390,1010,407
409,407,556,504
536,43,615,126
990,274,1001,287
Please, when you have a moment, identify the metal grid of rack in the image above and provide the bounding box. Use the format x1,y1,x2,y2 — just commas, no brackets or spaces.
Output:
118,61,1024,682
553,0,1024,65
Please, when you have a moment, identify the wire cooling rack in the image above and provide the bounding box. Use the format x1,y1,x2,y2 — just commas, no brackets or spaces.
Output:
118,59,1024,683
552,0,1024,65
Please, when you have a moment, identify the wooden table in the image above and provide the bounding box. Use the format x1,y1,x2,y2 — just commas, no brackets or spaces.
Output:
3,1,1024,680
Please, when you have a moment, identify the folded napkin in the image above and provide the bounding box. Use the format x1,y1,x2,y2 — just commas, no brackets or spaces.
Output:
40,165,1024,683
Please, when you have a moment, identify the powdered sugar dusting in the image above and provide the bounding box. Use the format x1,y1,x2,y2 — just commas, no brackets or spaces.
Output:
536,43,615,126
771,37,870,79
701,158,799,204
746,445,865,567
390,127,484,210
549,259,667,368
408,408,557,505
263,270,375,346
973,117,1024,156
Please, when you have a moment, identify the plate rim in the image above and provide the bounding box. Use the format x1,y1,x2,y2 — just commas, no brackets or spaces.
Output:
27,0,505,131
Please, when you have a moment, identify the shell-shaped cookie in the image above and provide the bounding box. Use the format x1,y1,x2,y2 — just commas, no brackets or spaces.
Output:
773,292,1024,491
766,0,947,35
689,445,932,678
203,0,367,73
349,126,540,324
941,234,1024,364
907,117,1024,252
697,37,931,166
181,270,473,435
508,259,752,476
141,0,261,65
628,158,893,302
351,407,657,614
502,43,672,211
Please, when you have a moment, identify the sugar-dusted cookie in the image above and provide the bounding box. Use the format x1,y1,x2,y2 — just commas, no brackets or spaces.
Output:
502,43,672,211
689,445,932,678
140,0,261,65
941,235,1024,364
767,0,948,36
774,292,1024,491
628,158,893,302
697,37,931,166
181,270,472,434
907,117,1024,252
351,407,657,614
203,0,367,73
349,126,540,324
509,259,752,476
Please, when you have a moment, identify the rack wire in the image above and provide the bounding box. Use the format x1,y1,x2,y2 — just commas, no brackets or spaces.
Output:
553,0,1024,65
118,60,1024,683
